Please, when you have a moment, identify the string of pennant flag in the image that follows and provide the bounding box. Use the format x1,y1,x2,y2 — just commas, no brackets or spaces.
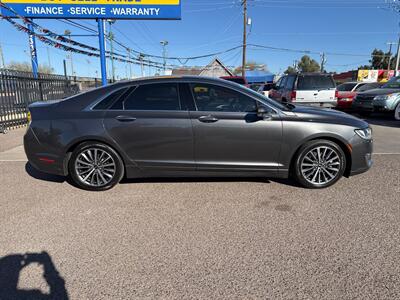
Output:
0,2,177,69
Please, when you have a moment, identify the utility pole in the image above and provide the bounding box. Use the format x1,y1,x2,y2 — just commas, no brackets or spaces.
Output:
320,52,326,72
386,42,396,74
139,53,145,77
107,20,116,82
160,40,168,75
64,30,74,76
395,35,400,76
0,42,5,69
46,47,52,71
241,0,247,77
63,59,68,80
127,48,132,79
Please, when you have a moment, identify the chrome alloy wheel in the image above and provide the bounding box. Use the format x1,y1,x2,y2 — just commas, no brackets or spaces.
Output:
74,148,116,187
300,146,341,186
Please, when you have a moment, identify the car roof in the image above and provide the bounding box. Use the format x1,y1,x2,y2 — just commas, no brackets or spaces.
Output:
110,75,243,88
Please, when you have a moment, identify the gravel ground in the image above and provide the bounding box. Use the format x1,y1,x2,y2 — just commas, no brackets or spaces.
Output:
0,154,399,299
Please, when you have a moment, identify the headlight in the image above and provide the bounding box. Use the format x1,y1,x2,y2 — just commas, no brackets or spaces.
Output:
374,95,389,101
374,93,399,101
355,128,372,140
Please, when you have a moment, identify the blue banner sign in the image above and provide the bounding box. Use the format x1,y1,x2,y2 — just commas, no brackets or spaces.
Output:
0,0,181,19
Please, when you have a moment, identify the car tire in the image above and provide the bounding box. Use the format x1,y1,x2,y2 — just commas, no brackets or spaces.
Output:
293,140,346,189
394,102,400,120
68,142,124,191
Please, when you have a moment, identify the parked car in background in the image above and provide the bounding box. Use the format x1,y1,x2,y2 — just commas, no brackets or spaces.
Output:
249,83,262,91
336,82,381,110
257,83,274,97
269,73,337,107
352,76,400,120
220,76,249,87
24,76,373,191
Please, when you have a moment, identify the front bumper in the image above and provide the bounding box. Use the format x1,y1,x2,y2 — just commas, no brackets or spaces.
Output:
24,127,67,176
352,100,374,112
349,133,373,176
353,98,395,113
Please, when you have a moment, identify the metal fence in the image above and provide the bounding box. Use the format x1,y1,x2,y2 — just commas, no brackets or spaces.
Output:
0,69,80,132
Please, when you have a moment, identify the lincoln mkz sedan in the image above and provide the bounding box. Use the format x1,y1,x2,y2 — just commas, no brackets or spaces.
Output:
24,76,373,191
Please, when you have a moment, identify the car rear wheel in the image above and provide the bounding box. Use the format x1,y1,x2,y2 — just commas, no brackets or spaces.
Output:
394,102,400,120
69,142,124,191
293,140,346,189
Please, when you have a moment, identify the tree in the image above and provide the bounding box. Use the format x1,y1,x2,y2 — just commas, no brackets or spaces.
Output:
358,48,396,70
7,61,54,74
284,66,297,74
297,55,320,73
233,61,268,75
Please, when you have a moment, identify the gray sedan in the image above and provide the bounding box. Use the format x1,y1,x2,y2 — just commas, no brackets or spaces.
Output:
24,76,373,191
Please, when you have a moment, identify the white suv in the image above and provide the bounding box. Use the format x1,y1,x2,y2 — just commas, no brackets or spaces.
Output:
269,73,337,107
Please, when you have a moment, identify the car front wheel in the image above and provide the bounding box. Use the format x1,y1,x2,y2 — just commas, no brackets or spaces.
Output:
68,142,124,191
394,102,400,120
293,140,346,189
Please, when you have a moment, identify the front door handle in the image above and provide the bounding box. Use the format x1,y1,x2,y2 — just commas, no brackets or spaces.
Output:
115,115,137,122
198,115,219,123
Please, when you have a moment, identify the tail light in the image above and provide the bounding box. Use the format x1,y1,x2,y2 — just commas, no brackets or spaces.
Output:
290,90,296,101
335,90,339,100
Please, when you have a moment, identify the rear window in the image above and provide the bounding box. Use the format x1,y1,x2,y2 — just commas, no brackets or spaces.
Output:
297,75,335,90
337,83,357,92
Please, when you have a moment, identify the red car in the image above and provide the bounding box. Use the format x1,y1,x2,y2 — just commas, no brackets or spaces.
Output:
336,82,381,110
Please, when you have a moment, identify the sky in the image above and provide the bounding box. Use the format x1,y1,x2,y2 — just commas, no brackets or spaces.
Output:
0,0,400,79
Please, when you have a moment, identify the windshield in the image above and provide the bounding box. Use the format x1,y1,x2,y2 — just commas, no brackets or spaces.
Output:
382,76,400,89
357,82,381,92
337,83,357,92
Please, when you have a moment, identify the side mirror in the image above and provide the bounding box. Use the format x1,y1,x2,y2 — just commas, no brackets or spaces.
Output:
257,107,272,120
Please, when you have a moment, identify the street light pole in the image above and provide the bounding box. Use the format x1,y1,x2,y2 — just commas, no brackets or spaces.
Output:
160,40,168,75
241,0,247,77
395,35,400,76
107,20,116,82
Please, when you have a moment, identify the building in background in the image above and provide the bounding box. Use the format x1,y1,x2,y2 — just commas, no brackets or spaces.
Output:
172,58,233,78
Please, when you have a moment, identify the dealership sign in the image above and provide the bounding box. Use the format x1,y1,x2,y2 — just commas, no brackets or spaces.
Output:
0,0,181,19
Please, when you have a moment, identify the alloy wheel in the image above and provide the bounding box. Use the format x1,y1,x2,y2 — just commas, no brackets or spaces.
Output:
300,146,341,186
74,148,116,187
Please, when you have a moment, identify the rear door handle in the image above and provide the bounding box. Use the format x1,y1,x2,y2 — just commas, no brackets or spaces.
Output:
198,115,219,123
115,115,137,122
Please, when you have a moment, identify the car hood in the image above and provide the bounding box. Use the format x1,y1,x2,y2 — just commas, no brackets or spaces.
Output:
357,88,400,97
287,105,369,128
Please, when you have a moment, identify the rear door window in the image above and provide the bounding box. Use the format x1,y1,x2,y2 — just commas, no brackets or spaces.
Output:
297,76,335,90
93,87,129,110
123,83,181,111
